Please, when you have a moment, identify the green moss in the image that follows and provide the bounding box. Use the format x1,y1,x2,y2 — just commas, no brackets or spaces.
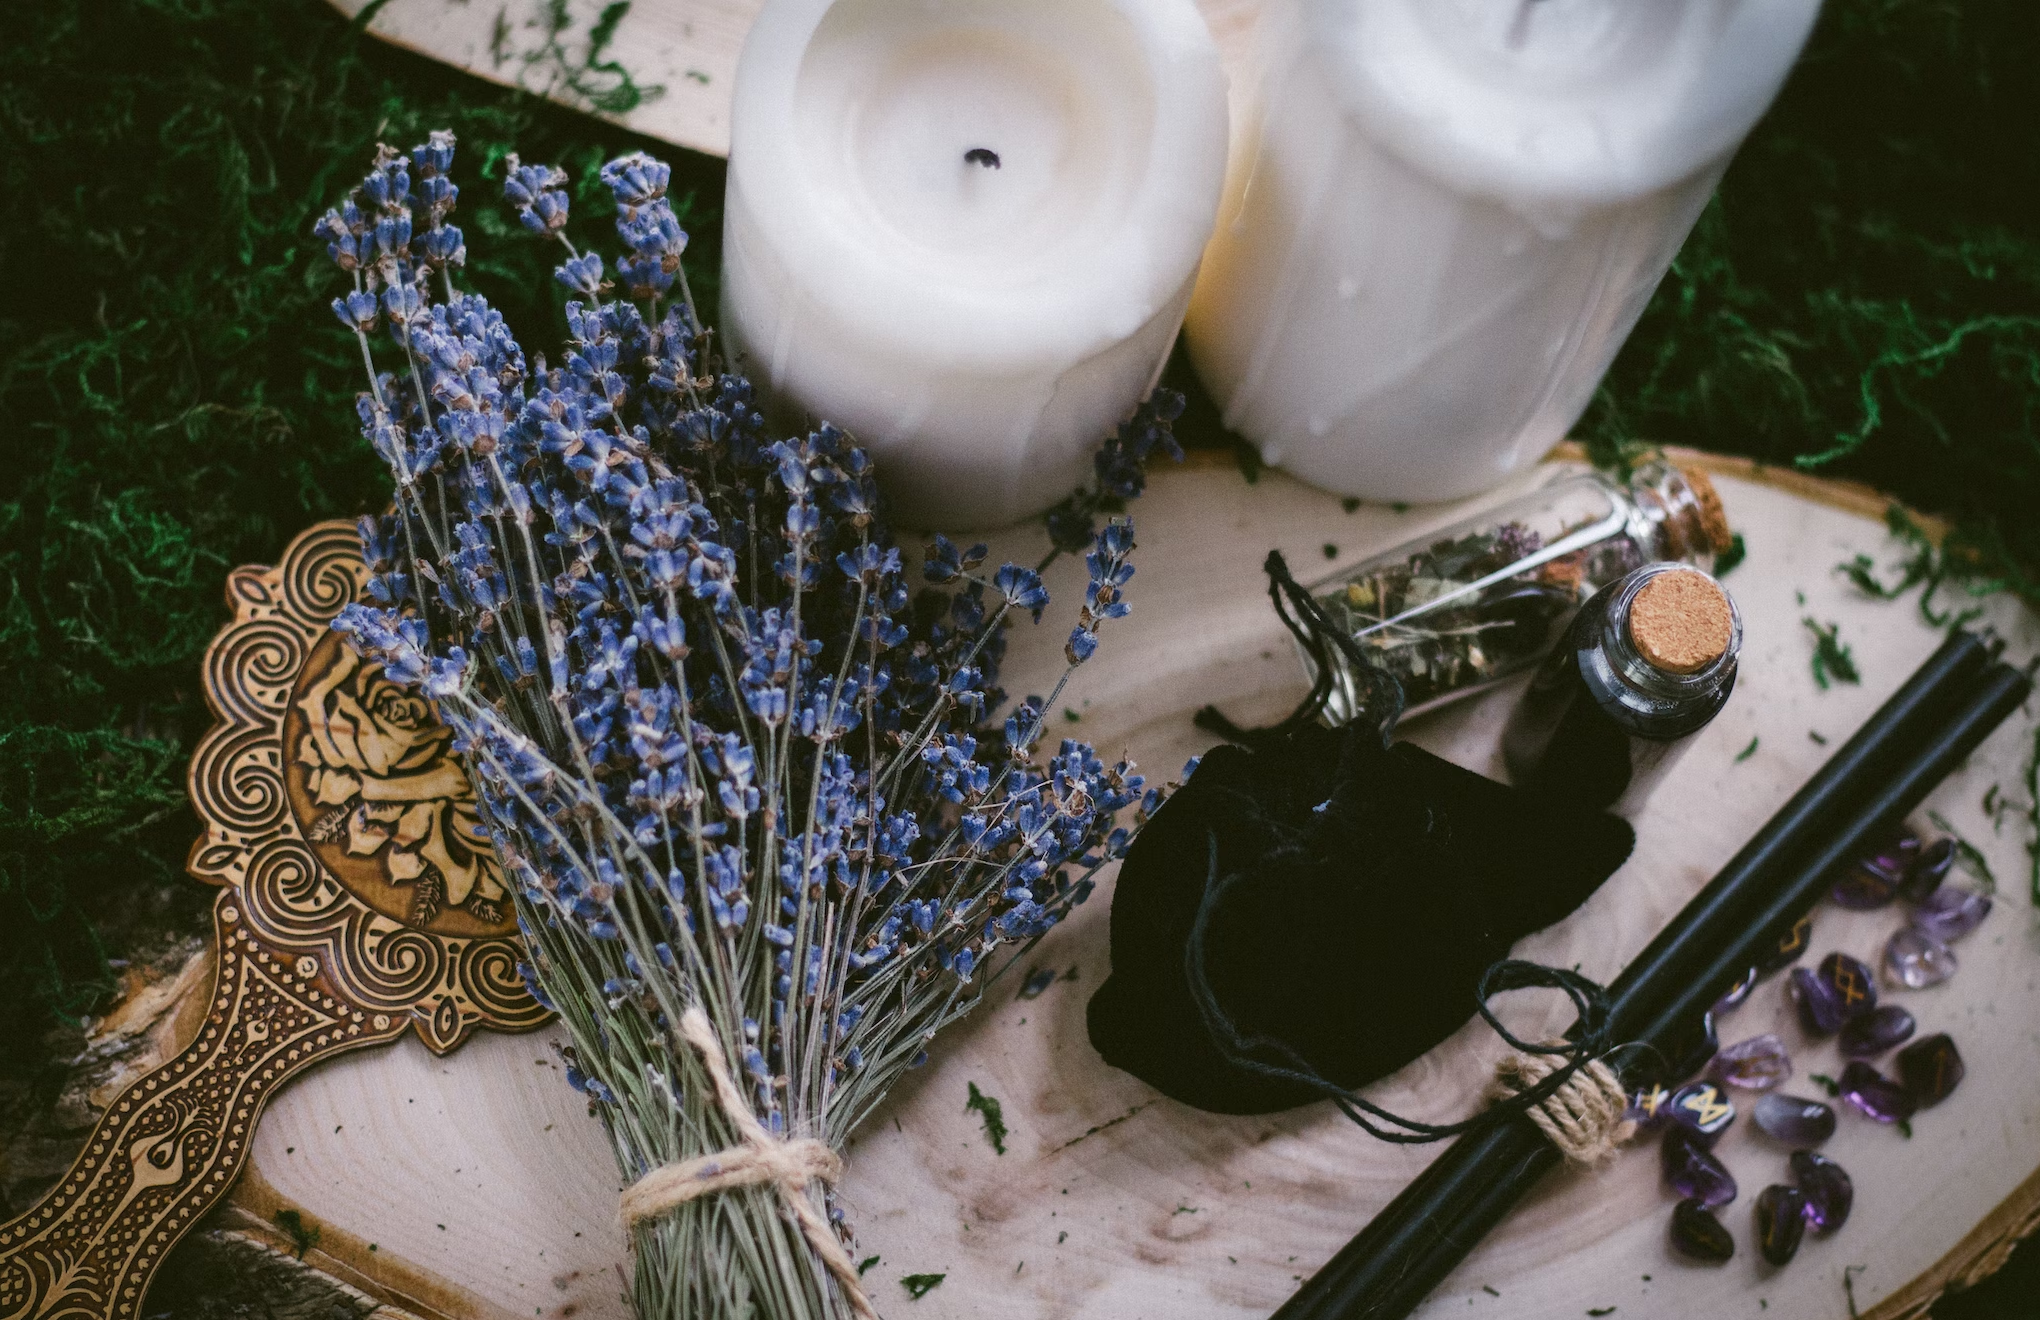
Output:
0,0,723,1069
1576,3,2040,600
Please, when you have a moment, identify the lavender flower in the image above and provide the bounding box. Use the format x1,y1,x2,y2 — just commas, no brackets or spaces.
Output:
318,132,1165,1320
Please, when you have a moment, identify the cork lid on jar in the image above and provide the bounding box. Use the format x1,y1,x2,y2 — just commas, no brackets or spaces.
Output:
1680,467,1736,558
1629,569,1735,675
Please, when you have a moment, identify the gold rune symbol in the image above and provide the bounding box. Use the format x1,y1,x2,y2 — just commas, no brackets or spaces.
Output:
1833,963,1867,1009
1679,1085,1733,1129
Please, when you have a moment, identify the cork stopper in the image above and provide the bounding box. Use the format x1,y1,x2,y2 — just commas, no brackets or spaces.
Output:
1679,466,1736,558
1630,569,1734,675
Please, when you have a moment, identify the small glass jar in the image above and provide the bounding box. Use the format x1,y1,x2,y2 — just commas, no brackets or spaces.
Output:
1308,462,1732,723
1502,562,1743,815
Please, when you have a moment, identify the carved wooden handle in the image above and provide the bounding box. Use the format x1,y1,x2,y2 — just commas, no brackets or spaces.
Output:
0,898,406,1320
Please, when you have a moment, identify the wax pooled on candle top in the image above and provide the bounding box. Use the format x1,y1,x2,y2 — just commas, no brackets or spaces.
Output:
796,14,1148,277
726,0,1226,527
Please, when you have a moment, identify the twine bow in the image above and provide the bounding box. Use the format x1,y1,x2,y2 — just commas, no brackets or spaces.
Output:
617,1007,878,1320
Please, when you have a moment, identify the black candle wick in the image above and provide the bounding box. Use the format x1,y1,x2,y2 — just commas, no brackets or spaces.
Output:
963,147,1001,170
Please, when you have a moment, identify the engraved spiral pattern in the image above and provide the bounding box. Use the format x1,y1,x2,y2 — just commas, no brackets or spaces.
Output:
462,936,549,1030
282,522,367,621
183,520,544,1052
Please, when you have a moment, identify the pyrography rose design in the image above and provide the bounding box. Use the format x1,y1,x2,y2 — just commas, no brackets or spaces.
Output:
295,644,507,925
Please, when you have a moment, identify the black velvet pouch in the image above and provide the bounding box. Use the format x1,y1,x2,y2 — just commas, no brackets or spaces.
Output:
1086,721,1636,1115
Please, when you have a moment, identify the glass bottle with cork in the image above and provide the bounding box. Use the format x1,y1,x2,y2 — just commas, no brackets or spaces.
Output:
1306,461,1734,722
1502,562,1743,815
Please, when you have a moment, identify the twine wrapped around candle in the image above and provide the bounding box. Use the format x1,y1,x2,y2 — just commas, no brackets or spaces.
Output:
618,1007,878,1320
1489,1047,1636,1165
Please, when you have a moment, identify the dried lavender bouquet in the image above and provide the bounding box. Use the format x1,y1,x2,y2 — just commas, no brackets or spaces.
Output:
315,133,1167,1318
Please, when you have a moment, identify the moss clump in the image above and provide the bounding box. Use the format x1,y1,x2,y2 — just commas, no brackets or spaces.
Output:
1576,3,2040,597
0,0,723,1075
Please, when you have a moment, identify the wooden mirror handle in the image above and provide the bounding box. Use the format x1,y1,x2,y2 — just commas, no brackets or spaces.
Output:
0,895,406,1320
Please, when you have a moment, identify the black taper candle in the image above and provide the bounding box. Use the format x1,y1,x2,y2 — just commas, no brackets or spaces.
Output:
1275,657,2029,1320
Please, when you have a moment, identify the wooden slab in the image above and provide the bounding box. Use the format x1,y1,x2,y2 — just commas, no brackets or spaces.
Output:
216,457,2040,1320
324,0,1266,159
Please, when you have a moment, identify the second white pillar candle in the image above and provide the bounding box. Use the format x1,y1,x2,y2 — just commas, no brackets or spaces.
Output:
1186,0,1819,504
723,0,1229,529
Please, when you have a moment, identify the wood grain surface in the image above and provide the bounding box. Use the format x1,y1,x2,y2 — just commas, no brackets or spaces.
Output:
222,459,2040,1320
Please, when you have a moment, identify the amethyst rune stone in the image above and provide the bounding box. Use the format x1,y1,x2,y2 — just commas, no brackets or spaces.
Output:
1790,968,1848,1036
1755,1185,1810,1265
1790,1150,1854,1234
1624,1082,1675,1131
1911,886,1992,942
1831,832,1917,909
1712,965,1758,1016
1662,1125,1739,1206
1669,1198,1736,1263
1839,1060,1919,1124
1818,951,1877,1020
1752,1093,1837,1146
1884,927,1958,989
1713,1033,1793,1090
1839,1005,1917,1057
1897,1033,1965,1106
1757,913,1814,976
1898,836,1958,902
1667,1081,1737,1141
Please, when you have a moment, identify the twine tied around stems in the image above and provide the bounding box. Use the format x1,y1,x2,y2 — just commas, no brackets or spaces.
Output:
617,1007,878,1320
1489,1048,1636,1164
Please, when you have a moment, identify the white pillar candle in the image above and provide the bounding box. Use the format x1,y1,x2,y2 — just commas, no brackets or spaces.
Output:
1185,0,1819,503
722,0,1228,529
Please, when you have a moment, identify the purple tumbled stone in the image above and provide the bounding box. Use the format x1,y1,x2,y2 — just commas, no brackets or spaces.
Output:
1666,1081,1737,1141
1757,912,1815,976
1898,836,1958,902
1755,1185,1810,1265
1884,927,1958,989
1818,952,1878,1020
1662,1125,1738,1206
1752,1093,1837,1145
1624,1082,1676,1131
1713,1033,1793,1090
1839,1060,1919,1123
1911,886,1992,942
1669,1198,1736,1263
1789,968,1848,1036
1831,832,1917,909
1790,1150,1854,1234
1712,965,1758,1016
1839,1004,1917,1058
1897,1033,1965,1107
